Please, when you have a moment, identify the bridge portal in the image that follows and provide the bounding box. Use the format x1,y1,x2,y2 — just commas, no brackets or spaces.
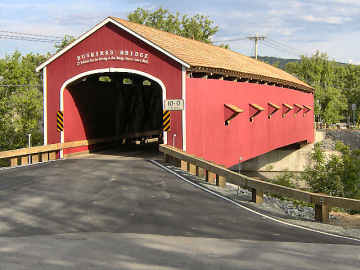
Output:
63,72,163,155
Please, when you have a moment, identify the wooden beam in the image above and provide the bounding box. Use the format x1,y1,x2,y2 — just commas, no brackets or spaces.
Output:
32,154,39,164
315,203,329,223
217,175,226,188
252,188,264,203
41,153,49,162
196,167,205,179
189,163,197,175
268,102,280,110
206,171,216,185
224,104,244,114
49,152,56,161
181,160,188,171
250,103,265,111
21,156,28,166
10,158,18,167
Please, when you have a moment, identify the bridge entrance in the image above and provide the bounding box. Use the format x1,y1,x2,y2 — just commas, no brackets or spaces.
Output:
62,71,164,156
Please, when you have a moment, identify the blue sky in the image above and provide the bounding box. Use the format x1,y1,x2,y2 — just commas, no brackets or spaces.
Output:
1,0,360,63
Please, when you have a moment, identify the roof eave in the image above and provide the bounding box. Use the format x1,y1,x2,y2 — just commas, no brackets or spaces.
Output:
187,66,314,93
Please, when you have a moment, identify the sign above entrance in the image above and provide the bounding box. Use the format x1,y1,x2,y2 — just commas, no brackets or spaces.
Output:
76,49,149,66
164,99,184,111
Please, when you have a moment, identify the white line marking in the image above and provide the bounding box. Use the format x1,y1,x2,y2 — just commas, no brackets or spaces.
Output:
150,160,360,243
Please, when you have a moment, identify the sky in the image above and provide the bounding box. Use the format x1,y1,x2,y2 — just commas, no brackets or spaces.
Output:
0,0,359,63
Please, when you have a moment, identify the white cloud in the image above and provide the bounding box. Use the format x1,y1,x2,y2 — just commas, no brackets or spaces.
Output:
333,0,360,5
302,15,352,24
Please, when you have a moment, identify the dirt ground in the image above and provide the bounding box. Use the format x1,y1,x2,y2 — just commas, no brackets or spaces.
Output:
331,212,360,229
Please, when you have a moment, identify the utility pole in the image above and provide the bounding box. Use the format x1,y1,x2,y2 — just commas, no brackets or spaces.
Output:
248,34,266,60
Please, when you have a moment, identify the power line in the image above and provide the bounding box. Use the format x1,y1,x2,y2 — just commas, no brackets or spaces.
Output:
262,40,304,58
212,37,248,43
0,34,61,43
266,38,306,56
0,30,63,39
262,40,296,56
261,40,289,54
0,30,63,43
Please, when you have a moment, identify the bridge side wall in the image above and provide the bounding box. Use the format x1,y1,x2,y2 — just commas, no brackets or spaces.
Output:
45,23,183,153
186,78,314,167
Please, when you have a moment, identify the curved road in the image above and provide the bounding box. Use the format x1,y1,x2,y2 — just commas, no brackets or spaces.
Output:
0,145,359,269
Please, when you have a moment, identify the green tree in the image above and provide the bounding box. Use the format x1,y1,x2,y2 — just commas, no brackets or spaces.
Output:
304,143,344,197
128,7,219,43
0,51,45,151
304,142,360,200
285,52,347,123
54,35,76,53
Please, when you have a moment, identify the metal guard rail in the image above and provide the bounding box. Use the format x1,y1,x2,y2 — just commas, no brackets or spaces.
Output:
159,144,360,223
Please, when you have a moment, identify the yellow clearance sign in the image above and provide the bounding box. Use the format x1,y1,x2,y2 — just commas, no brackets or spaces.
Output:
162,110,171,132
57,111,64,132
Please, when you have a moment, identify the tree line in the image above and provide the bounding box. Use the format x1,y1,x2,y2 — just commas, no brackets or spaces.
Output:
284,52,360,125
0,7,359,152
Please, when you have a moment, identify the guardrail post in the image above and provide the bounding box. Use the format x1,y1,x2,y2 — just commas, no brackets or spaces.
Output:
189,163,196,175
41,153,49,162
10,157,18,167
21,156,28,166
181,160,188,171
315,199,329,223
32,154,39,164
196,167,205,179
216,175,226,188
49,151,56,161
206,170,216,184
251,188,264,204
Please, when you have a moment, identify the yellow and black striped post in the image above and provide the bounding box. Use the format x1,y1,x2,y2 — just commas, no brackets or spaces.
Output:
163,110,171,132
57,111,64,132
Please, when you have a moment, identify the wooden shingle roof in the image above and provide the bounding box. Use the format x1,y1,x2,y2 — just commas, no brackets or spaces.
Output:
112,17,313,92
37,17,313,92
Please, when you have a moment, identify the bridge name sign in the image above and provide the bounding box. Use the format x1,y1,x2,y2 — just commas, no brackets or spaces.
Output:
76,49,149,66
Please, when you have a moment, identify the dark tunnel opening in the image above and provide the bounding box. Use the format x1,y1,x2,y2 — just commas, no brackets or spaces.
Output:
66,72,163,145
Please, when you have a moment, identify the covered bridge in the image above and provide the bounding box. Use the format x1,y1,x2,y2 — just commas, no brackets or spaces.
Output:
36,17,314,168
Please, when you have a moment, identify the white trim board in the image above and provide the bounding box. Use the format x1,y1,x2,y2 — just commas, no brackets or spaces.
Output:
36,17,189,72
43,67,47,145
181,66,187,151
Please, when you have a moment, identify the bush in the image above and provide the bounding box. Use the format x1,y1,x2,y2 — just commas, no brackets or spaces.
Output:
272,171,296,189
304,142,360,200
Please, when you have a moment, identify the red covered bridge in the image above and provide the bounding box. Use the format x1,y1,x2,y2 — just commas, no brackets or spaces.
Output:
36,17,314,168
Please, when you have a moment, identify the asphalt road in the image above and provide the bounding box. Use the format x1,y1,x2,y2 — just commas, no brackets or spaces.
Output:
0,144,359,269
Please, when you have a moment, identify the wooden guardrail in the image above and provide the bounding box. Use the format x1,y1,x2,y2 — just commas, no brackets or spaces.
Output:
160,144,360,223
0,136,121,167
0,130,161,167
